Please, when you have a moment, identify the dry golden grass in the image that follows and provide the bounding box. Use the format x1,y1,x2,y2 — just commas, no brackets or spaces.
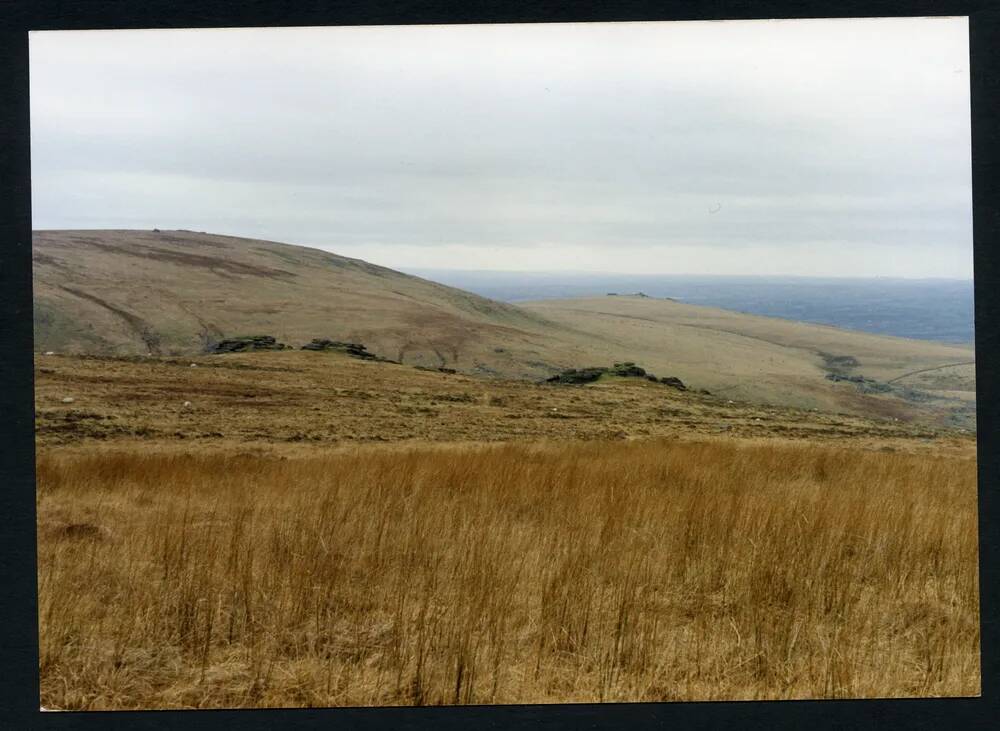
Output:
37,438,979,709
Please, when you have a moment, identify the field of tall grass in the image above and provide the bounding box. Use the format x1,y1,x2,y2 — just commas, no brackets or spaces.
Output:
36,438,980,709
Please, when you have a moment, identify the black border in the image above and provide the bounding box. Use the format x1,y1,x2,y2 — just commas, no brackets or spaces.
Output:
2,2,997,728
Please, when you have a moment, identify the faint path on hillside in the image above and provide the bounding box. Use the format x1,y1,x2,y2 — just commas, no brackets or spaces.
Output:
886,361,976,384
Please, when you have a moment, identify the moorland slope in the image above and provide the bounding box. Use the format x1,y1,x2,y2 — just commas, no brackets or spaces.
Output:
32,230,975,428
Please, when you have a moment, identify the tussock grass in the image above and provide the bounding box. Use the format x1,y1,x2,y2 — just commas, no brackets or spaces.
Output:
36,439,979,708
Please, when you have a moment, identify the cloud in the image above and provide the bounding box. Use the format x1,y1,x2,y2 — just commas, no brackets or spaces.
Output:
29,18,973,277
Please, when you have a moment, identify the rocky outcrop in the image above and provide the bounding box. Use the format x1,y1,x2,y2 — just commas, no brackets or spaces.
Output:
610,362,646,377
302,339,370,356
301,339,397,363
546,367,608,384
546,362,688,390
210,335,290,353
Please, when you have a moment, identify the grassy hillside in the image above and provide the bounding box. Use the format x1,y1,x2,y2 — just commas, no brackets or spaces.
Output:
521,295,976,428
33,230,975,428
32,229,560,375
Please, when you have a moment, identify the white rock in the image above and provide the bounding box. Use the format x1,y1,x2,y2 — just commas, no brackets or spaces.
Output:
190,363,198,368
61,397,74,404
44,351,55,356
183,401,193,409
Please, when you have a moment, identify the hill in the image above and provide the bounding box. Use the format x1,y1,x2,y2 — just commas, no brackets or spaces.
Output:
519,296,976,428
32,230,975,429
32,229,567,375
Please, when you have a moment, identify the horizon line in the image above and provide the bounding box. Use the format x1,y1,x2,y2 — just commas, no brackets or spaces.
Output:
401,267,975,282
30,228,974,282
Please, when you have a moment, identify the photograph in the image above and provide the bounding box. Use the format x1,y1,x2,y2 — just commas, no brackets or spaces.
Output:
29,17,979,710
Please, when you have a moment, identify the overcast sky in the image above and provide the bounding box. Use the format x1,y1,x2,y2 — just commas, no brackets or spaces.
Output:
30,18,972,277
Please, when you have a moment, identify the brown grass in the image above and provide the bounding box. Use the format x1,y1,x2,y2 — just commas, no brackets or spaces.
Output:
34,350,967,450
37,438,980,709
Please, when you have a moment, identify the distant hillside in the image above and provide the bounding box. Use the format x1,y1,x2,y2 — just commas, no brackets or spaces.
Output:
32,230,975,429
519,296,976,429
405,269,976,345
32,229,569,377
